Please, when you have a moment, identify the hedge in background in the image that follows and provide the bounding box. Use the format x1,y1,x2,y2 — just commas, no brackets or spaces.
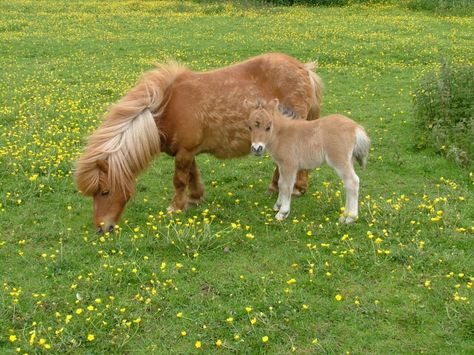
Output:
412,61,474,166
407,0,474,12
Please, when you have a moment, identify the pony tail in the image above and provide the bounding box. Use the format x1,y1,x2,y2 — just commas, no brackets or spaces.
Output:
353,127,371,169
304,62,324,120
75,63,188,196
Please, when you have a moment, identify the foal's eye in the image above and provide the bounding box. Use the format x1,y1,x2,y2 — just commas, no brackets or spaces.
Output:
265,126,271,131
248,126,252,131
101,190,110,196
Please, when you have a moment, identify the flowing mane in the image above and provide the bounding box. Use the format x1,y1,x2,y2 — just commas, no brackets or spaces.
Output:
75,62,188,196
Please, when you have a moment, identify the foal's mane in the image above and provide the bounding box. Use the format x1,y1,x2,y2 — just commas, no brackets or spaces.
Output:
75,62,188,196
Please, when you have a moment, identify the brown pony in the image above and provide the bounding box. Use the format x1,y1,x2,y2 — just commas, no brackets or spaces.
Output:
246,99,370,224
75,53,323,232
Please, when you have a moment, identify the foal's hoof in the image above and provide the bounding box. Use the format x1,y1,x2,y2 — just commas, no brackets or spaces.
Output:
339,215,358,224
275,210,290,220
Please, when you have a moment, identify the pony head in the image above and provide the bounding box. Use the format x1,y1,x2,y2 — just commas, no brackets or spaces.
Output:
244,98,279,156
92,159,132,233
76,158,133,233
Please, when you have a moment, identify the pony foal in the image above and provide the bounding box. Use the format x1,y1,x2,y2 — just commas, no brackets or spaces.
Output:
246,99,370,223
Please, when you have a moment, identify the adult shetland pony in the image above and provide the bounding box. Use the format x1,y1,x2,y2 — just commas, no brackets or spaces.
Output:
75,53,323,232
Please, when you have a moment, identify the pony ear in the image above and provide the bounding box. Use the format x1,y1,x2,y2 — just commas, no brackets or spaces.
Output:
269,98,279,110
96,159,109,173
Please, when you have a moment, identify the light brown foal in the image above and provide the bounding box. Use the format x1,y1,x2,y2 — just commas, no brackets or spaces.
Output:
246,99,370,224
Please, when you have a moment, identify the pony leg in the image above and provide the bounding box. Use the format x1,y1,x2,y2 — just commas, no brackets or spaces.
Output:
269,167,308,196
268,167,279,194
188,158,204,206
275,165,297,220
334,164,360,224
168,151,194,212
293,170,309,196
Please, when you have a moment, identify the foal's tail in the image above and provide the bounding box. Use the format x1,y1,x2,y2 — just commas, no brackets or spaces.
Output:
304,62,324,120
75,62,188,196
353,127,371,168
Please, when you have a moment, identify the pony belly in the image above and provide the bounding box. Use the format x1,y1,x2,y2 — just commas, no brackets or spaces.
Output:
207,144,251,159
199,124,251,159
299,160,322,171
298,149,324,170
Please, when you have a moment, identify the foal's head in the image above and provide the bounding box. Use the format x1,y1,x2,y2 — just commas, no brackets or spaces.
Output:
244,99,279,156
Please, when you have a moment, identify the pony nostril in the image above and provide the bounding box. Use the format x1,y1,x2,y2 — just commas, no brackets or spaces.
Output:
257,146,263,153
97,227,104,234
107,225,114,233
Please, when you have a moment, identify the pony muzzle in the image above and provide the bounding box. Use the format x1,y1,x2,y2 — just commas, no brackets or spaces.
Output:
251,143,265,156
97,223,115,234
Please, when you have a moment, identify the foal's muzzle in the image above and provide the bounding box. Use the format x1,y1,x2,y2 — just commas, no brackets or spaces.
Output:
251,143,265,156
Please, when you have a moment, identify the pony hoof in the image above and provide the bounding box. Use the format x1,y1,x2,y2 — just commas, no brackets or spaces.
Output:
275,211,289,220
167,206,183,213
292,188,305,197
188,197,203,206
267,185,278,195
339,215,357,224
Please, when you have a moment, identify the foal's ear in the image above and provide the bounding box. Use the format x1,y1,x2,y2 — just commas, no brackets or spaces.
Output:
269,98,279,110
244,99,255,110
243,99,257,110
96,159,109,173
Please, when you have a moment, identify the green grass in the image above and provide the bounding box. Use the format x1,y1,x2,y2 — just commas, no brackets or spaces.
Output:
1,0,473,353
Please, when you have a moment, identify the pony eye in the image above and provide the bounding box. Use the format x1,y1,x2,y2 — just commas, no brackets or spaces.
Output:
101,190,110,196
248,126,252,131
265,126,271,131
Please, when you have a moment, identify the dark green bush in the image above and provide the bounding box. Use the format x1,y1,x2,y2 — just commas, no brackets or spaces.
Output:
251,0,349,5
412,61,474,166
407,0,474,12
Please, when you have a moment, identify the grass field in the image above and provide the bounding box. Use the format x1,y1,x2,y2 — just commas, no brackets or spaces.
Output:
1,1,473,353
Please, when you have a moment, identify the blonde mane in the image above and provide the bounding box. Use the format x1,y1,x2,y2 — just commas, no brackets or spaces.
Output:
75,62,188,196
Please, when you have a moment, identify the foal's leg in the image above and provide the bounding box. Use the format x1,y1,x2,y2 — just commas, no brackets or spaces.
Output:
168,150,194,212
188,158,205,206
275,164,297,220
333,163,360,224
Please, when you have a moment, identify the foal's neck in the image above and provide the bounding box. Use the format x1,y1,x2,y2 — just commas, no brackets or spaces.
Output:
268,113,297,147
272,112,299,132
